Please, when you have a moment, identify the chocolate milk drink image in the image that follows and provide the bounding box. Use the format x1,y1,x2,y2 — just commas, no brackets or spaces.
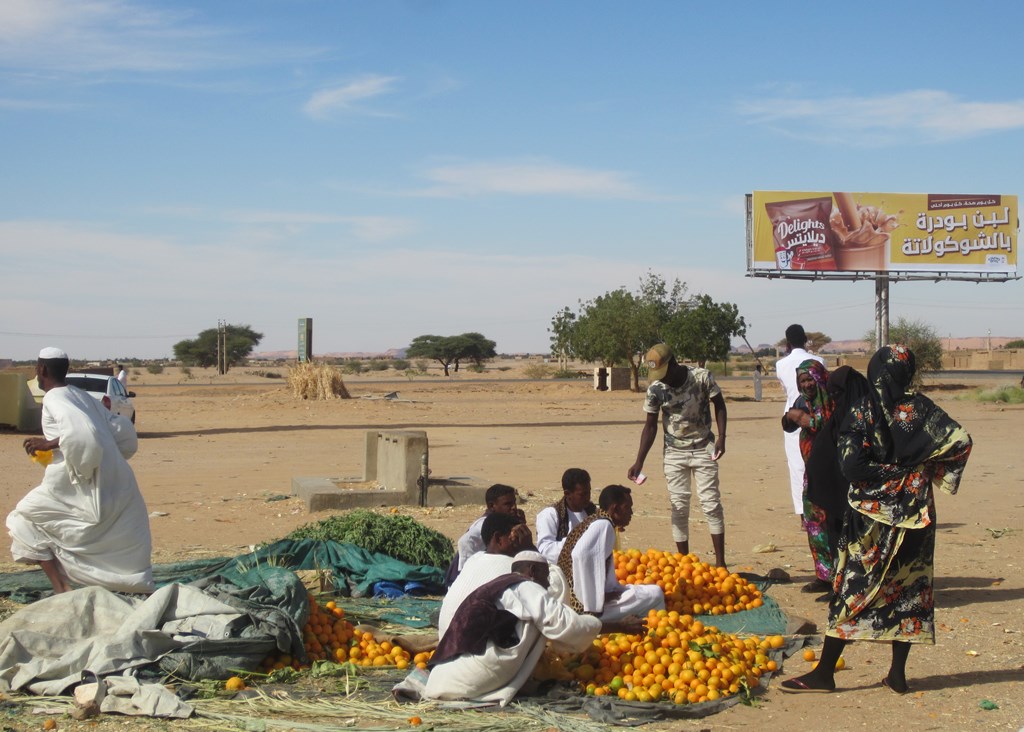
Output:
830,193,898,270
764,197,836,270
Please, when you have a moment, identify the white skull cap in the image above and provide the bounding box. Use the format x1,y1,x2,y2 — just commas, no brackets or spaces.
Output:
513,550,547,564
38,347,69,359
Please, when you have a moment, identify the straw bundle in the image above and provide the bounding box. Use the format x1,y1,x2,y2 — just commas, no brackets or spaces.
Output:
288,362,351,400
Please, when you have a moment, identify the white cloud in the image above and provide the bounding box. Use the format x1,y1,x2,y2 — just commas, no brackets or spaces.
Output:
738,90,1024,144
303,75,400,119
409,158,649,199
141,206,416,243
0,0,324,77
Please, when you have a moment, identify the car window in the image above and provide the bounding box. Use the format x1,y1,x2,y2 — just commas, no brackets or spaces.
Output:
68,376,109,394
111,380,127,397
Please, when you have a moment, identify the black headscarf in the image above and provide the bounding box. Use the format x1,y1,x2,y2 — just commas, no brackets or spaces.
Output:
804,365,869,516
866,344,953,467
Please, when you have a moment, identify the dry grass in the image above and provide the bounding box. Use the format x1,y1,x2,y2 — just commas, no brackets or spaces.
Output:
287,362,351,400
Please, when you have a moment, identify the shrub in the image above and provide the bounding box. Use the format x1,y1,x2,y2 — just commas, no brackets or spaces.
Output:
467,363,485,373
973,386,1024,404
368,360,390,372
342,361,365,375
553,368,585,379
523,363,553,379
390,359,411,371
146,363,164,375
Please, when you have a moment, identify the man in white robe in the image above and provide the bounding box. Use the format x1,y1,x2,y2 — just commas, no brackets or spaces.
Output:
454,484,527,570
561,484,664,621
7,348,154,594
425,551,641,706
535,468,594,563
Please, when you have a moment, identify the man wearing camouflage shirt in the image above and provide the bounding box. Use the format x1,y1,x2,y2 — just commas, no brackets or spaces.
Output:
627,344,728,567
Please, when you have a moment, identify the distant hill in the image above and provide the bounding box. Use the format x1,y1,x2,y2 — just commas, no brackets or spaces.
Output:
737,336,1022,356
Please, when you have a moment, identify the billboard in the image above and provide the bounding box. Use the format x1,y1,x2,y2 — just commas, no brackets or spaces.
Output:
749,191,1017,274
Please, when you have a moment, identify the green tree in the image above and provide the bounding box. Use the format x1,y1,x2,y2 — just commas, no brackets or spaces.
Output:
862,317,943,387
548,306,577,370
173,324,263,371
559,273,688,391
775,331,832,353
1004,339,1024,349
665,295,747,365
454,332,497,369
406,332,497,376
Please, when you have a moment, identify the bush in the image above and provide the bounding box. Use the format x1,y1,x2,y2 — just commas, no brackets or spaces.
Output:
467,363,485,373
368,360,390,372
415,360,430,373
553,368,586,379
145,363,164,374
342,361,365,375
523,363,553,379
390,359,411,371
973,386,1024,404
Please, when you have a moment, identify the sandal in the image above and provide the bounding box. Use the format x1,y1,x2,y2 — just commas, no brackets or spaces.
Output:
780,677,833,694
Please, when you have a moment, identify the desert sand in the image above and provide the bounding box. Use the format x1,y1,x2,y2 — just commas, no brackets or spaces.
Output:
1,362,1021,730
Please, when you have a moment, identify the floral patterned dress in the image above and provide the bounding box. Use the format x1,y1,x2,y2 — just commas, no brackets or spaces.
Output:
827,345,972,643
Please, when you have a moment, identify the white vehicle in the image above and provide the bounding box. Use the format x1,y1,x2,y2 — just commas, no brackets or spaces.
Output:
65,373,137,423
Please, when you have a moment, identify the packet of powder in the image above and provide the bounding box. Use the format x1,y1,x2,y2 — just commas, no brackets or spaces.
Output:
765,196,837,270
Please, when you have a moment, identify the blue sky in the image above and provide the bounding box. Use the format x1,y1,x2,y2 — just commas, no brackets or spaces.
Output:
2,0,1023,360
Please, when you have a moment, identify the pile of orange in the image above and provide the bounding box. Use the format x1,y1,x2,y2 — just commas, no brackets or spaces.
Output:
614,549,763,616
567,608,780,704
260,594,412,672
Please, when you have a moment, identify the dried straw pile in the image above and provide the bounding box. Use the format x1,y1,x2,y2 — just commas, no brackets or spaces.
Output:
288,362,351,400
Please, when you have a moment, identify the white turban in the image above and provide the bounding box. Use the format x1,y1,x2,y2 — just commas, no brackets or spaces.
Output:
38,347,69,360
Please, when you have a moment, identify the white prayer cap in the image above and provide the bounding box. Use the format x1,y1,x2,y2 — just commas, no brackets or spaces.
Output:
512,550,547,565
38,347,69,360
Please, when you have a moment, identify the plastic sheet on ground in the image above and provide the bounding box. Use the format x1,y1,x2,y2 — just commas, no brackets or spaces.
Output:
0,538,447,605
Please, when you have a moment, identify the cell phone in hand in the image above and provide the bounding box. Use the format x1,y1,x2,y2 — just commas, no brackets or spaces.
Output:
630,472,647,485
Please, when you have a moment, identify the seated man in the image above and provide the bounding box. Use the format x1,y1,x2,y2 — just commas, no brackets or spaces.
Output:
535,468,596,563
439,512,532,636
7,348,154,594
454,484,526,572
558,484,664,621
425,550,642,706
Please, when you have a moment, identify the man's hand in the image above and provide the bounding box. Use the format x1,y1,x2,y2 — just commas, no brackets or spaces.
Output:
627,462,644,481
23,437,57,456
712,436,726,461
600,614,645,636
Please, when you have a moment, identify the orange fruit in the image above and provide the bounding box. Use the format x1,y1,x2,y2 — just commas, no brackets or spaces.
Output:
224,676,246,691
802,648,816,662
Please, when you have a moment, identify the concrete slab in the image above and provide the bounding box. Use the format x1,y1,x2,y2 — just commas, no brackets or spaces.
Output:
291,475,490,512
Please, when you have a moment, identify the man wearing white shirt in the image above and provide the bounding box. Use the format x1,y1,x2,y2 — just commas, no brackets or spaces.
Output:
535,468,595,563
774,324,824,518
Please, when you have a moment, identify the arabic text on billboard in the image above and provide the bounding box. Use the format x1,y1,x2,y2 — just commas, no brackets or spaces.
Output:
751,191,1017,274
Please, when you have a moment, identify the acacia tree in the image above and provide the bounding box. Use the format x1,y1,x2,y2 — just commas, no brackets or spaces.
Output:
406,332,497,376
557,273,688,391
548,307,577,370
665,295,747,366
863,317,943,388
173,324,263,371
775,331,832,353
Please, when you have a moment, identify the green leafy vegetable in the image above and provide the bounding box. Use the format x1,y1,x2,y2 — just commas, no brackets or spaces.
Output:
288,510,454,568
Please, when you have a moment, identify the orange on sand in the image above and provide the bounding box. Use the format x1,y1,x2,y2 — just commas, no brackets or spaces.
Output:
408,717,423,726
224,676,246,691
802,648,816,662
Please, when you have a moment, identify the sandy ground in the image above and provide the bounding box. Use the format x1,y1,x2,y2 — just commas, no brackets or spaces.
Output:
1,362,1022,730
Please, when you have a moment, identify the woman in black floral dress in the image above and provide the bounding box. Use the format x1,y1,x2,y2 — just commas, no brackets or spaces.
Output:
781,345,972,695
